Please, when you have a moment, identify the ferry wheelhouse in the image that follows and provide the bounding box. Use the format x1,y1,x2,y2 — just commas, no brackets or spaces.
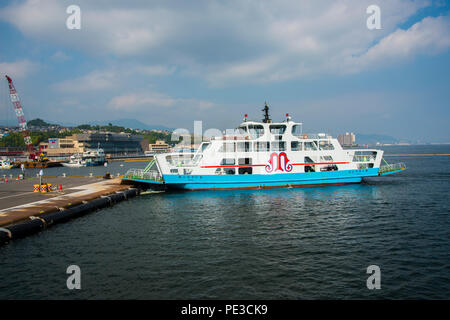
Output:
124,104,405,190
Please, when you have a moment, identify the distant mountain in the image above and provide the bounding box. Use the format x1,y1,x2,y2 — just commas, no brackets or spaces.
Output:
0,118,172,131
27,118,57,127
87,119,173,131
54,121,78,127
355,133,399,145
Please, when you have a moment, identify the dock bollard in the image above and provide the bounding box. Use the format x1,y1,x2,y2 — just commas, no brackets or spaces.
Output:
89,173,93,177
117,173,120,177
62,173,66,177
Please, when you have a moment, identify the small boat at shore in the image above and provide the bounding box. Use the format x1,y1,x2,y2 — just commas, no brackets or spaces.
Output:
61,148,106,168
0,159,13,170
61,155,87,168
82,148,106,166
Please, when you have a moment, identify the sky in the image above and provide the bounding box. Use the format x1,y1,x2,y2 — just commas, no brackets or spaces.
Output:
0,0,449,143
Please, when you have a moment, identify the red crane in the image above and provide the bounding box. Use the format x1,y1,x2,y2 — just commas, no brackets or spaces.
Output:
5,75,37,159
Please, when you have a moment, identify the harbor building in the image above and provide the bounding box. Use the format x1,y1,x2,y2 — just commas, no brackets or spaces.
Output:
40,133,144,157
148,140,170,153
338,132,356,147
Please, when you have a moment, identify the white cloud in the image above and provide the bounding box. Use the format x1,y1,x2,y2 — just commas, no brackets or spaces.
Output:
0,60,39,78
1,0,448,85
136,65,176,77
108,92,176,110
108,91,214,112
346,15,450,72
51,51,71,62
53,70,118,92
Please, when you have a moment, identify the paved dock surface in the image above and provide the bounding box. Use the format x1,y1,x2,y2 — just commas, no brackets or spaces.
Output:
0,177,133,227
0,176,103,210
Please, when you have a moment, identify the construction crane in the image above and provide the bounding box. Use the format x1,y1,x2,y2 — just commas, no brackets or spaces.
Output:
5,75,37,160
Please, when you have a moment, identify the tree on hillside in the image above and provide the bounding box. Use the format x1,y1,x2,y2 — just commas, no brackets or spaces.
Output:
27,118,56,127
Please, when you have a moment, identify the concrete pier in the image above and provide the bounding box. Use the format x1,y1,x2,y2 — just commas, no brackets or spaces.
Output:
0,176,135,228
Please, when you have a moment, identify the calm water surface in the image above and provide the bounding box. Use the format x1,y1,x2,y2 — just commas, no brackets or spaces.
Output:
0,145,449,299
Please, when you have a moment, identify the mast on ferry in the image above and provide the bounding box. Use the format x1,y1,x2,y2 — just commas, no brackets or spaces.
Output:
262,102,271,123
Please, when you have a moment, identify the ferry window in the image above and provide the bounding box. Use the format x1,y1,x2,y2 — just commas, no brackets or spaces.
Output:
225,168,235,175
170,169,179,174
238,158,252,165
237,142,252,152
291,141,302,151
219,143,235,153
321,165,338,172
220,158,235,165
271,141,286,151
319,140,334,150
304,141,317,151
304,156,315,172
201,143,210,152
237,126,248,135
321,156,333,161
248,125,264,139
255,142,270,152
238,167,253,175
292,125,303,136
269,125,286,135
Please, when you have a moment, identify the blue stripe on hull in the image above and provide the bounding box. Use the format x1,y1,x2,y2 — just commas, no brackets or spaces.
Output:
163,168,379,190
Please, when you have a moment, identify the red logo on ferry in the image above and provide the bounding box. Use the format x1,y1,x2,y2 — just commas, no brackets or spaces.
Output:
265,152,293,173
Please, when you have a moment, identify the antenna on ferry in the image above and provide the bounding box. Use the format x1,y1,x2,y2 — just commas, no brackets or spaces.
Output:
244,114,248,122
286,113,291,122
262,101,271,123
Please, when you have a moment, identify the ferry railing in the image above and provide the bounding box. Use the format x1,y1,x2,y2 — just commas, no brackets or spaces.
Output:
352,155,376,162
379,162,406,174
124,168,162,182
294,133,333,139
164,152,201,167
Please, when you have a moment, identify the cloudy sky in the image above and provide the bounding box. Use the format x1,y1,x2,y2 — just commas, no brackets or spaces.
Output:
0,0,449,142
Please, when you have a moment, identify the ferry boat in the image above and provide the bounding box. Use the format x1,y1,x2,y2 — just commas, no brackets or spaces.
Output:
124,104,406,190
